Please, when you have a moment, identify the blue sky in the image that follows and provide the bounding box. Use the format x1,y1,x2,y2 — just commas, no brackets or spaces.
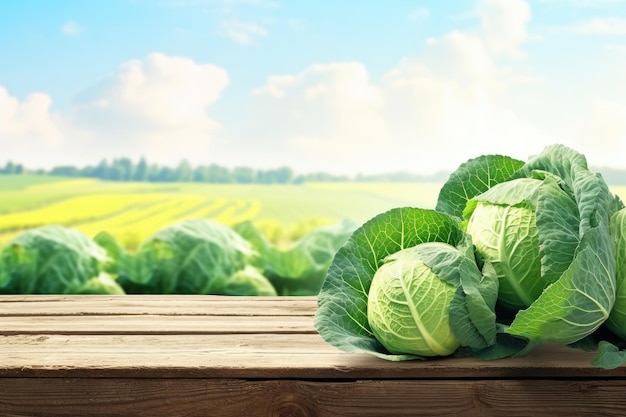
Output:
1,0,626,175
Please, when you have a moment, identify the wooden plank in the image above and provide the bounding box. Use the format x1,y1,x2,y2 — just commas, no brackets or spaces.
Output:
0,295,318,316
0,314,316,335
2,378,626,417
0,334,622,379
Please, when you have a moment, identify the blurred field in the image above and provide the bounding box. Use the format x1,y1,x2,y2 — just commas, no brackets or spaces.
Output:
5,175,623,251
0,175,441,250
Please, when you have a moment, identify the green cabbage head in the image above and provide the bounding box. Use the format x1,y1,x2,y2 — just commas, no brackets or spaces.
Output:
438,145,615,345
367,243,461,356
315,207,499,361
463,176,579,311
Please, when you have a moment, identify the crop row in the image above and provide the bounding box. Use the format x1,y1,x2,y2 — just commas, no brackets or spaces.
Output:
0,218,355,296
0,194,264,250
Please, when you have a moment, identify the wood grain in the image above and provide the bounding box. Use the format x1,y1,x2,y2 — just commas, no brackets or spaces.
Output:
0,295,317,316
0,314,316,334
0,333,621,379
1,295,625,416
2,378,625,417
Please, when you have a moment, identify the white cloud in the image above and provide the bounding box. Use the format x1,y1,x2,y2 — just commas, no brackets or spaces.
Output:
575,98,626,166
241,62,386,173
238,9,550,176
477,0,531,57
231,0,583,175
0,86,65,161
565,17,626,35
9,0,626,176
62,20,82,36
378,52,550,174
220,20,267,44
68,53,229,165
425,31,495,81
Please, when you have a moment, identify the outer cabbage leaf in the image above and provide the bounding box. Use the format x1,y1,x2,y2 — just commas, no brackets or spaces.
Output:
504,145,616,344
580,207,626,369
0,225,112,294
606,208,626,339
93,231,126,275
314,207,499,360
436,154,524,218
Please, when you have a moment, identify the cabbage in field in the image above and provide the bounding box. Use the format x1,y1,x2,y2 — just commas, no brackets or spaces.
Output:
0,225,124,294
116,218,272,295
234,220,355,295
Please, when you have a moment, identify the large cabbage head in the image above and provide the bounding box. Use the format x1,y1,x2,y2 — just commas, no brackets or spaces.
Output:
463,176,579,311
315,207,499,361
367,243,462,357
438,145,615,345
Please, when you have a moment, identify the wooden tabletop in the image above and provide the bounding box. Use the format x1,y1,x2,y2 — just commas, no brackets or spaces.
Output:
1,295,626,416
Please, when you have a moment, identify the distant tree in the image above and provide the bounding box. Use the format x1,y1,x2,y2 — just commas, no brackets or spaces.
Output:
206,164,232,183
50,166,80,176
146,163,161,181
258,166,293,184
133,157,149,181
154,166,177,182
80,165,96,177
193,165,211,182
116,157,135,181
232,166,256,183
1,161,17,174
176,160,194,182
275,166,294,183
294,172,349,183
93,160,109,179
106,163,126,181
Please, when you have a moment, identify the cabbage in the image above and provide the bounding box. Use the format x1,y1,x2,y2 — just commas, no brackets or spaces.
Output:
0,225,124,294
234,220,355,295
117,218,258,294
367,243,462,357
464,176,579,310
438,144,616,345
314,207,499,360
214,265,277,296
315,144,621,364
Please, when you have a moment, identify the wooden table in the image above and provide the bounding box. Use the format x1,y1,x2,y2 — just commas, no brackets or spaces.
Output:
1,295,626,416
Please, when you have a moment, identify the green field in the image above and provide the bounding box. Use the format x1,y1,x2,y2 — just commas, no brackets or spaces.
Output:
0,175,443,250
4,175,626,251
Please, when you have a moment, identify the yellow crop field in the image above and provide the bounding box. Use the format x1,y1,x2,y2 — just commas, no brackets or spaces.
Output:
212,200,262,225
2,176,626,251
75,196,211,249
0,194,167,232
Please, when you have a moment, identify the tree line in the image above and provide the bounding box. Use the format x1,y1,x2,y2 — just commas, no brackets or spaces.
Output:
0,158,447,184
